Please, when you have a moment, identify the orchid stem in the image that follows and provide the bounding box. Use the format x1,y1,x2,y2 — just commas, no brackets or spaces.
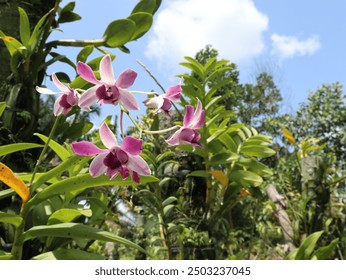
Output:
137,60,166,93
122,107,143,137
30,115,62,191
120,110,125,138
142,125,180,135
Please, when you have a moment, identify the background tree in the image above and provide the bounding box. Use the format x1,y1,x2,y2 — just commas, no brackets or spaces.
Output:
193,45,283,135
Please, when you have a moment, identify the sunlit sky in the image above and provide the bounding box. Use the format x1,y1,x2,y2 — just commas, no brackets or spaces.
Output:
47,0,346,127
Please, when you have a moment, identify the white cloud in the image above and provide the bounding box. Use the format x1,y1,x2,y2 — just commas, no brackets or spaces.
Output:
271,33,321,60
145,0,268,73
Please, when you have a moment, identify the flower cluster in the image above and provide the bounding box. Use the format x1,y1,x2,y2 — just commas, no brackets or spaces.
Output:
37,55,205,183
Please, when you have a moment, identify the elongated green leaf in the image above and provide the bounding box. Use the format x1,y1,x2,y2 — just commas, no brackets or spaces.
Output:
29,174,159,207
28,8,53,52
76,45,94,63
34,133,70,161
19,223,146,253
31,155,84,192
103,19,136,48
188,170,209,178
162,196,178,207
0,188,15,200
48,208,91,225
18,7,30,46
0,102,6,117
0,252,14,260
0,212,23,227
128,12,153,40
229,170,263,187
0,34,25,56
180,61,204,80
32,249,106,260
58,11,81,24
132,0,157,14
240,145,276,158
237,158,273,177
0,143,23,159
313,238,338,260
299,231,323,259
292,231,324,260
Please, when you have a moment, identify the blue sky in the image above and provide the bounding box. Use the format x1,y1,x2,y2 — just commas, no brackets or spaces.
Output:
47,0,346,127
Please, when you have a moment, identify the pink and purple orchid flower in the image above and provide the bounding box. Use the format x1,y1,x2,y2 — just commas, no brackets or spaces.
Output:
166,99,205,147
143,83,181,117
36,73,79,116
77,54,139,111
71,122,150,184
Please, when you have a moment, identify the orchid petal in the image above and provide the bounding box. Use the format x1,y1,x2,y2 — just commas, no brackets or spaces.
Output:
118,88,139,110
143,95,164,110
189,100,205,129
36,86,56,95
79,85,99,110
71,141,106,156
116,69,137,89
183,105,194,127
131,171,140,184
77,62,101,85
179,128,195,143
165,84,181,102
100,122,118,149
127,155,151,176
100,54,115,85
52,73,70,92
166,128,182,146
121,136,142,156
89,153,108,177
53,95,64,116
106,168,119,179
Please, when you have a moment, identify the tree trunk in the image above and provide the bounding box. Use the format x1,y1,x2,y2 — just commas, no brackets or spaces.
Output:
266,184,296,252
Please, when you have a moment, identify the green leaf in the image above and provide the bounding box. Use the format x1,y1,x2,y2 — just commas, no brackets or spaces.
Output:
18,7,30,46
32,249,106,260
34,133,70,161
49,52,76,69
128,12,153,40
132,0,157,14
210,152,237,166
0,189,15,200
77,45,94,63
31,155,84,192
29,174,159,207
237,158,273,177
62,121,93,139
0,102,6,117
0,143,42,157
86,52,116,70
60,1,76,14
188,170,209,178
229,170,263,187
19,223,146,253
292,231,324,260
103,19,136,48
48,208,91,225
180,59,204,80
313,238,339,260
0,252,14,260
240,145,276,158
58,11,81,24
0,212,23,227
0,34,25,56
162,196,178,207
28,8,53,52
